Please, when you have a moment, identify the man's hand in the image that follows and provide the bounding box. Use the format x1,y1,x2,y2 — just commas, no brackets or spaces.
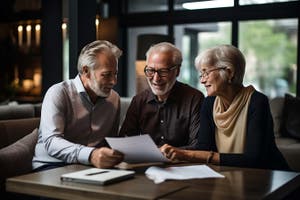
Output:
90,147,124,168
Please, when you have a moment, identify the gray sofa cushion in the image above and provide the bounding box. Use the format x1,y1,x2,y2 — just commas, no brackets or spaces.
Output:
0,128,38,180
277,143,300,172
281,94,300,139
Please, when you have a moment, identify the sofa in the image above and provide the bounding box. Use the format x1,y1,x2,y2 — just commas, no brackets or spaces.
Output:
270,94,300,172
0,97,132,196
0,95,300,196
0,118,40,197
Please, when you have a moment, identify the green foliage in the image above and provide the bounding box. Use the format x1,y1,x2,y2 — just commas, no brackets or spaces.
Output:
179,20,297,96
239,20,297,95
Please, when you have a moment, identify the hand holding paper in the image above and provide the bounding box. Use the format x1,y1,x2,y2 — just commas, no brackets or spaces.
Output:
105,134,169,163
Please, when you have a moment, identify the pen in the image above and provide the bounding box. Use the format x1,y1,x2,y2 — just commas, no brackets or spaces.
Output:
86,171,109,176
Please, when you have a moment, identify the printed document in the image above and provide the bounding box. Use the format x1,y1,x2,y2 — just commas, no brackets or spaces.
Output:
105,134,169,163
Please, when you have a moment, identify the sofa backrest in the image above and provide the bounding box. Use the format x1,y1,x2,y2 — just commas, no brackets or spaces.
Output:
269,97,284,137
0,117,40,149
120,97,132,126
0,103,42,120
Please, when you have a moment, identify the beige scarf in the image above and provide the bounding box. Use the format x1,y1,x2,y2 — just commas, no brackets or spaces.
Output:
214,85,255,153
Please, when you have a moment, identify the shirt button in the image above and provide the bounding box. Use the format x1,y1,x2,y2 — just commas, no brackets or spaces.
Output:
161,136,164,140
160,120,164,124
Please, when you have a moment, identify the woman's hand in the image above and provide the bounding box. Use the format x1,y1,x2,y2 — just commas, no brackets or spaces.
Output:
160,144,219,164
160,144,187,161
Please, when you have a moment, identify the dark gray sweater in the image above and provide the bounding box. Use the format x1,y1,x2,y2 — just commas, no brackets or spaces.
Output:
197,91,290,170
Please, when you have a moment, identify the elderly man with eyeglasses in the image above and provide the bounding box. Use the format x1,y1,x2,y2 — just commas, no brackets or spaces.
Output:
119,42,204,151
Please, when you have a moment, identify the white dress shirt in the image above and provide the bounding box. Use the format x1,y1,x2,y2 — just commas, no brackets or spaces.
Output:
32,75,120,169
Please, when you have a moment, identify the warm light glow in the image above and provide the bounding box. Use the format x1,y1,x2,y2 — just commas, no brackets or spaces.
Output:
135,60,148,93
62,23,67,41
33,72,42,87
95,17,100,40
35,24,41,46
95,18,100,26
22,79,34,92
62,23,67,30
35,24,41,31
18,25,23,32
26,25,32,47
182,0,233,10
26,25,32,31
13,66,19,86
17,25,23,47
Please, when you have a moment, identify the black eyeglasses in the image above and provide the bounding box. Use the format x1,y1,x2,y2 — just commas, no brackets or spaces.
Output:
144,65,178,77
199,67,227,79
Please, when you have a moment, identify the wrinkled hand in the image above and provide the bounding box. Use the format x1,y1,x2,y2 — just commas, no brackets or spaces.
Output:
90,147,124,168
160,144,187,161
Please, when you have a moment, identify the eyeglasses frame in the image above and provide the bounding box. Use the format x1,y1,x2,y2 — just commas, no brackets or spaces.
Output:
199,67,227,79
144,65,178,77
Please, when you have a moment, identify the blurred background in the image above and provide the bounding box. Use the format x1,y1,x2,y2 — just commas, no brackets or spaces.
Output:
0,0,299,103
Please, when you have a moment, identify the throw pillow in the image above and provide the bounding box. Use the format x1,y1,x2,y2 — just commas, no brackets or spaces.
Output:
0,128,38,180
280,94,300,139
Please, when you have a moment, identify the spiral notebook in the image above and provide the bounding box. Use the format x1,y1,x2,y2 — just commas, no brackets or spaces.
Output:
61,168,135,185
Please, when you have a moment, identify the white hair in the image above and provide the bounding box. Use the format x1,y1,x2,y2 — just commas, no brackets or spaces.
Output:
146,42,182,66
77,40,122,74
195,44,245,85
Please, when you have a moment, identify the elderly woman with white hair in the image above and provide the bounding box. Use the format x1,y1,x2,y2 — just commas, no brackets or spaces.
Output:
160,44,290,170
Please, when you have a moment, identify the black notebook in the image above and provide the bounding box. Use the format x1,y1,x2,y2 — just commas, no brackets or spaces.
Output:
61,168,135,185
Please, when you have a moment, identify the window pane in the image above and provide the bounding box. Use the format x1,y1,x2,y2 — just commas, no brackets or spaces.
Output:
175,22,232,95
175,0,234,10
128,0,168,13
239,19,298,98
239,0,299,5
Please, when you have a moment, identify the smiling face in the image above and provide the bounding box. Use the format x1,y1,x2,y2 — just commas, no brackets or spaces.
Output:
199,65,228,97
86,51,118,99
146,52,179,102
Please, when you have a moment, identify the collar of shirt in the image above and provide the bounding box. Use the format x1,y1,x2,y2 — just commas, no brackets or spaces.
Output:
73,74,93,104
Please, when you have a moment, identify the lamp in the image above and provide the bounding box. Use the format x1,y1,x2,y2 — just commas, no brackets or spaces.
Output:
135,34,174,93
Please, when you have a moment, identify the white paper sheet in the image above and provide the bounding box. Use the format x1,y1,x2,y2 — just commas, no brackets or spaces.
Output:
105,134,170,163
145,165,225,184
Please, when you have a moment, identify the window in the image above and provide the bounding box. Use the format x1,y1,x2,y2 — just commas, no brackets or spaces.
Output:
175,0,234,10
128,0,168,13
239,0,299,5
175,22,232,96
239,19,298,97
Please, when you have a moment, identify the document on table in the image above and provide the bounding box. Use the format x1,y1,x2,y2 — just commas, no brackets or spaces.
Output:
105,134,170,163
145,165,225,184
